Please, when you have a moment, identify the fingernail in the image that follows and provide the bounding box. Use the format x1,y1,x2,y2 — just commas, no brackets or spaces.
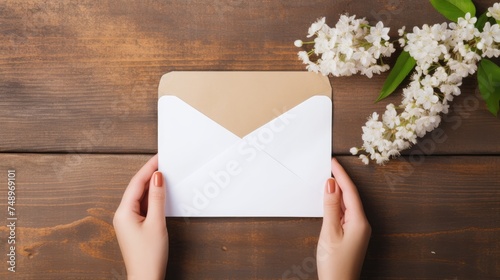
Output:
327,178,335,194
153,171,163,187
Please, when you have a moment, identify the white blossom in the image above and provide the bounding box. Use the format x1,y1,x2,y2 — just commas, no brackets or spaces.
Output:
297,5,500,164
307,17,326,37
359,154,369,165
297,51,310,64
295,14,395,78
415,87,439,110
352,47,376,67
366,22,390,46
480,21,500,58
398,26,406,36
458,13,477,28
487,3,500,21
382,104,400,128
351,11,497,164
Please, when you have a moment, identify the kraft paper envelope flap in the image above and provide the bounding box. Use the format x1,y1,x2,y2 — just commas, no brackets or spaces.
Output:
158,71,332,217
158,71,331,137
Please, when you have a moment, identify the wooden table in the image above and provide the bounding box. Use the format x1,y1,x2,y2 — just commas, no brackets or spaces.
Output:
1,0,499,279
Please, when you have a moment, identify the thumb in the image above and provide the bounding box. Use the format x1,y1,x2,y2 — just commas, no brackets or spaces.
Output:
146,171,166,224
321,178,343,239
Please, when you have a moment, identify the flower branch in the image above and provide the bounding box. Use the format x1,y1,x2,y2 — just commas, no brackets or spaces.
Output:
295,1,500,165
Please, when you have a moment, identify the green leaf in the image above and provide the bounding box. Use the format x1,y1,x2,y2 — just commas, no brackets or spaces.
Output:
477,59,500,116
430,0,476,22
476,12,496,32
376,51,416,102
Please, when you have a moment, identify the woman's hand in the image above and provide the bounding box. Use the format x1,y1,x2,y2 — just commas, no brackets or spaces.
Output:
113,155,168,280
317,158,371,280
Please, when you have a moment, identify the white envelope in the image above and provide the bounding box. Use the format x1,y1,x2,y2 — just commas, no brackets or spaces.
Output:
158,72,332,217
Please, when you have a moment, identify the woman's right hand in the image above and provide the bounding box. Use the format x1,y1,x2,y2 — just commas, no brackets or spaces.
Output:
317,158,371,280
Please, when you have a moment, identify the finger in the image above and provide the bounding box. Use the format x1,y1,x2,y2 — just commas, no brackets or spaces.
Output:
331,158,365,217
145,171,166,224
129,154,158,189
322,178,343,238
121,154,158,207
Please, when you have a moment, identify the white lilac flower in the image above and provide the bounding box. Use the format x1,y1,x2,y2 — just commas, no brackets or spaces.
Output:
398,26,406,36
297,51,310,64
295,14,395,78
366,22,390,46
353,12,484,164
314,33,330,54
448,59,476,77
305,62,320,73
430,23,449,41
415,115,441,137
487,3,500,21
337,37,354,59
415,87,439,110
362,64,389,78
307,17,326,37
298,5,500,164
430,102,445,115
479,22,500,47
382,42,396,56
433,66,448,83
458,13,477,28
398,38,406,47
359,154,369,165
482,46,500,58
382,104,400,128
353,47,376,67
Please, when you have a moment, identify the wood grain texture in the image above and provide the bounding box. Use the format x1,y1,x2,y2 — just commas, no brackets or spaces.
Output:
1,0,499,279
0,154,498,279
0,0,499,154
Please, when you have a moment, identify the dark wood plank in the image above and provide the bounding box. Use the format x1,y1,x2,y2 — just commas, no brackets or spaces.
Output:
0,154,145,279
337,156,500,279
0,0,499,279
1,0,499,154
0,154,498,279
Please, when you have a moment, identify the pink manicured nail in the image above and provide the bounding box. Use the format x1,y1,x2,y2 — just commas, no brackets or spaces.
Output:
153,171,163,187
327,178,335,194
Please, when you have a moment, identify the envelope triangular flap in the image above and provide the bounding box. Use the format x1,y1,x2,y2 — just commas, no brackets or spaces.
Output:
158,71,332,138
244,95,332,183
158,96,241,187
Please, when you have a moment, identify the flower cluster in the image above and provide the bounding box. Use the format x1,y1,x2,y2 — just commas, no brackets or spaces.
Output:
295,15,395,78
351,12,500,164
